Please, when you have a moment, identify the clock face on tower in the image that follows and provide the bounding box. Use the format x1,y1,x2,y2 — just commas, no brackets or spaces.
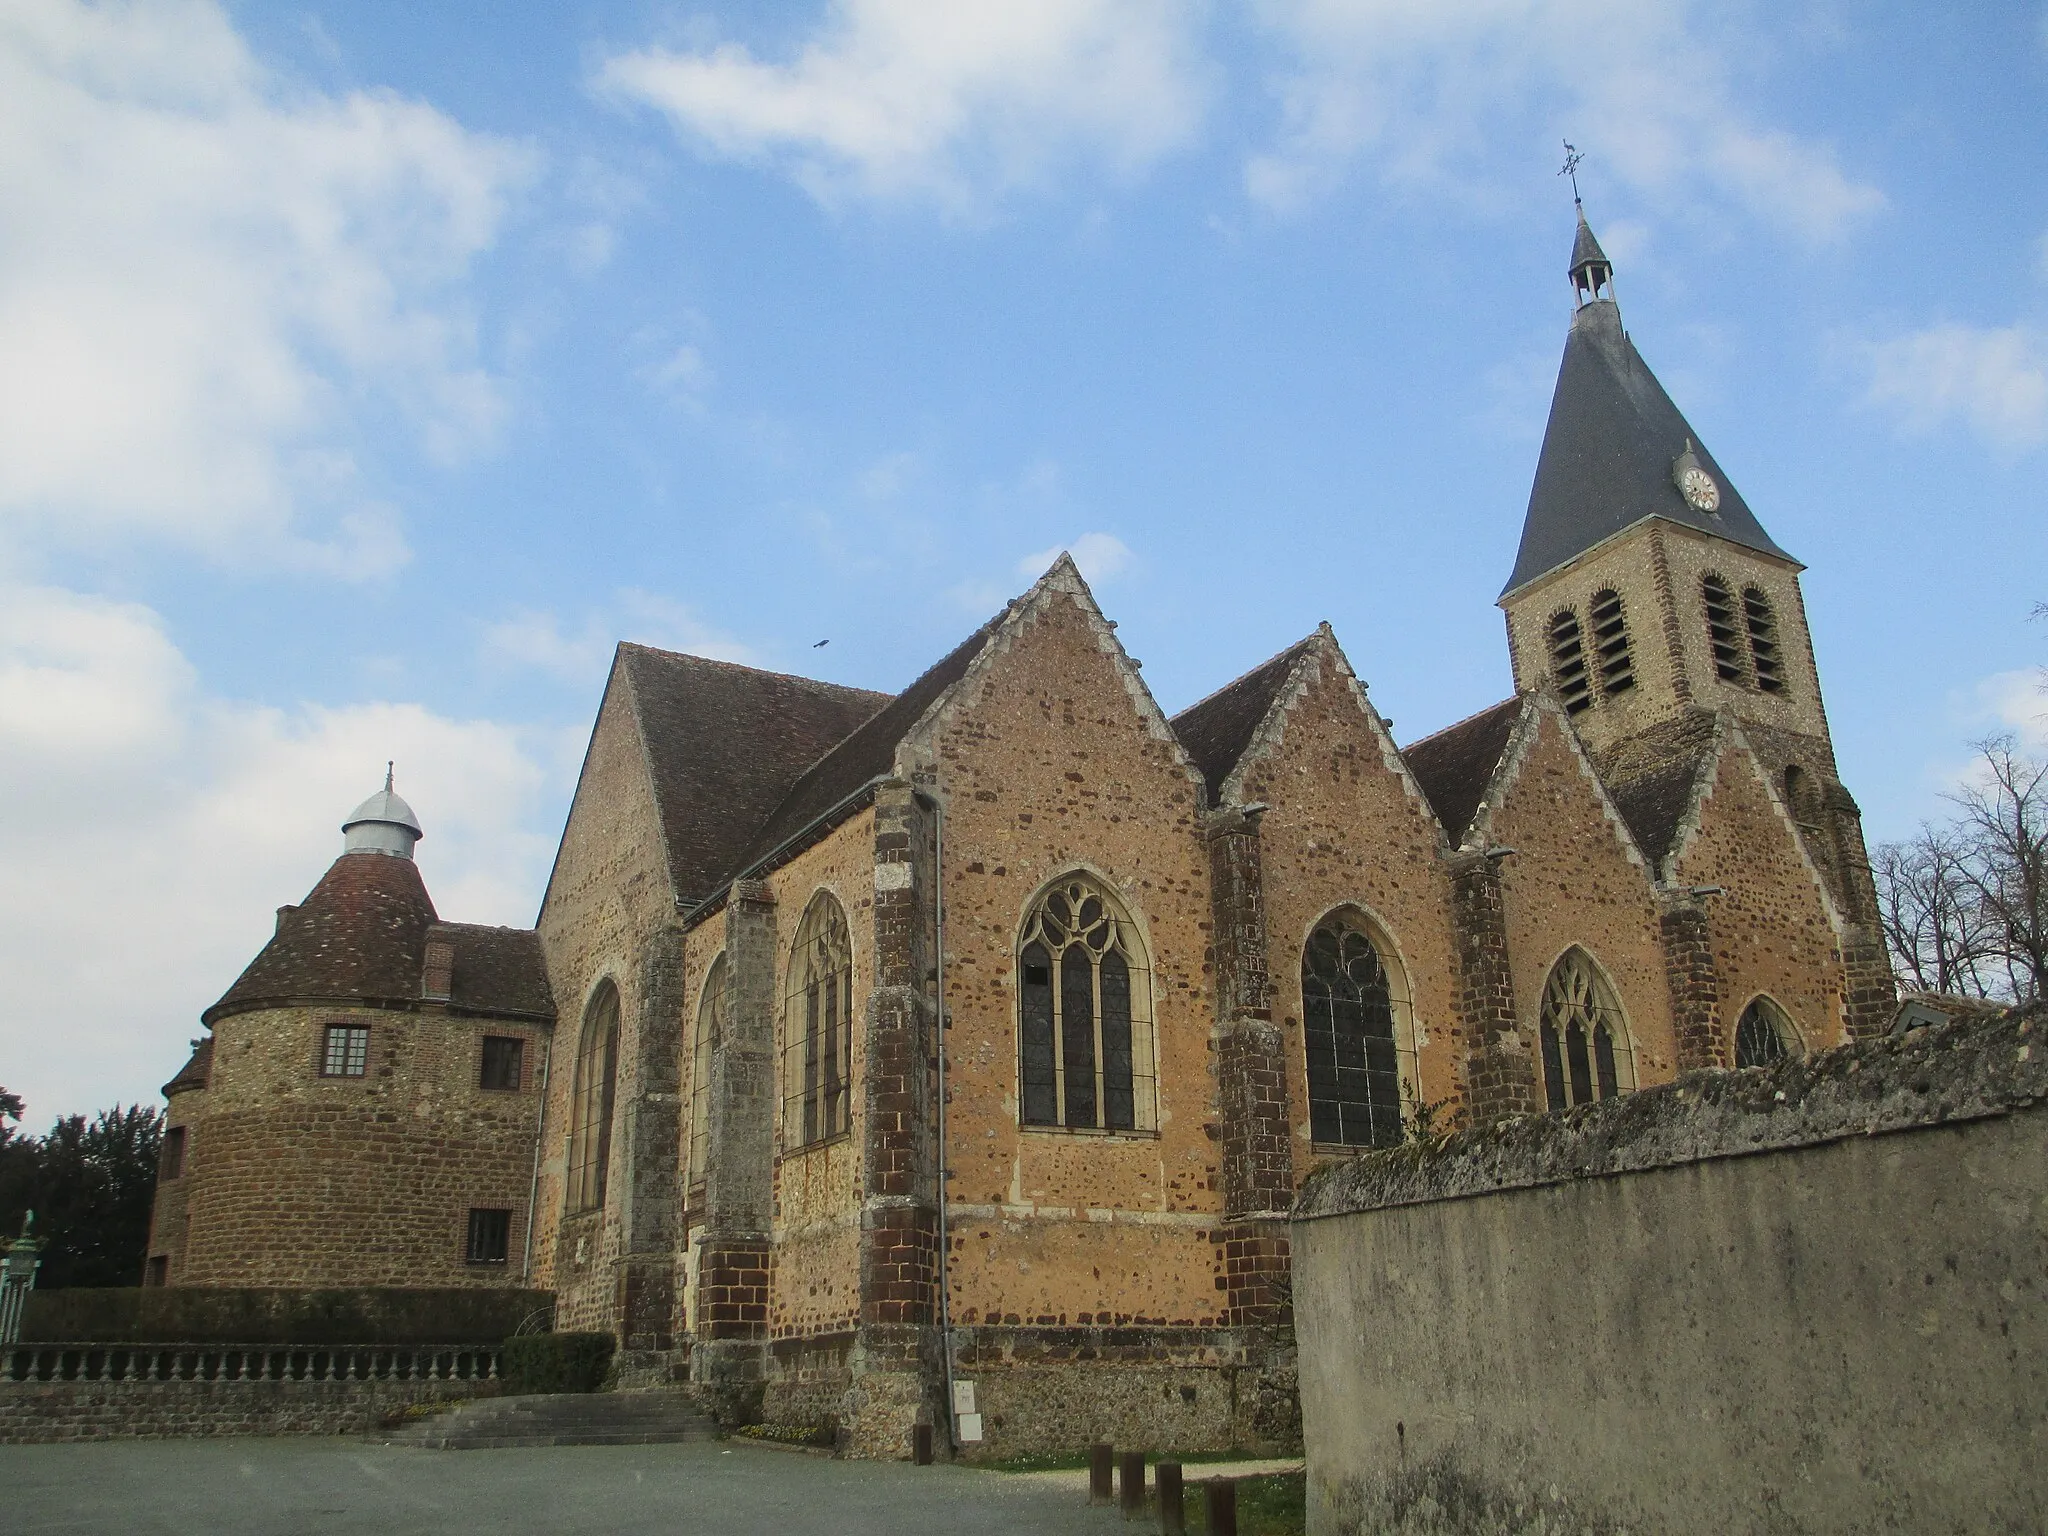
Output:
1679,465,1720,514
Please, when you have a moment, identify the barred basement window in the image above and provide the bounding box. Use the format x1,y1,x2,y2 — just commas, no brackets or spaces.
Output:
160,1126,186,1180
320,1024,368,1078
1734,997,1801,1068
479,1035,524,1092
1018,875,1156,1133
1702,576,1747,683
1537,950,1633,1112
1548,608,1592,714
565,982,620,1213
688,955,725,1192
1743,586,1785,693
466,1208,511,1265
1588,589,1635,697
1301,912,1407,1148
783,894,853,1149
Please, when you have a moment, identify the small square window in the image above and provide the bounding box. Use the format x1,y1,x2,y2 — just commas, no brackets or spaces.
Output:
321,1024,369,1077
479,1036,524,1092
466,1208,511,1265
161,1126,186,1180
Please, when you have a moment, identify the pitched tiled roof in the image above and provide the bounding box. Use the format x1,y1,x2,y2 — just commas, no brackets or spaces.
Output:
1503,298,1794,596
1592,711,1721,868
1400,698,1524,846
430,922,555,1021
204,853,554,1024
1170,636,1319,804
619,644,891,907
163,1038,212,1098
723,616,1004,884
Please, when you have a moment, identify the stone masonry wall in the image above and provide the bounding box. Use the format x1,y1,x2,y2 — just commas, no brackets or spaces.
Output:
174,1005,545,1288
0,1378,488,1444
533,671,681,1334
1488,709,1681,1092
1292,1010,2047,1536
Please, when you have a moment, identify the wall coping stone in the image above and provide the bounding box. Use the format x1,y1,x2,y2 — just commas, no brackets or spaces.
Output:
1293,1008,2045,1221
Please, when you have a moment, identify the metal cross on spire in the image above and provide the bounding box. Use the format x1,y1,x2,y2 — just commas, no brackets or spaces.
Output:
1559,141,1585,204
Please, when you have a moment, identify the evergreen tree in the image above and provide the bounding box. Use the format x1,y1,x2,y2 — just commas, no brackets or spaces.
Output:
0,1100,163,1288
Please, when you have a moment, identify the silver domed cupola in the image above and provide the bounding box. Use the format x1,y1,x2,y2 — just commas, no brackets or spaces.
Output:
342,763,424,859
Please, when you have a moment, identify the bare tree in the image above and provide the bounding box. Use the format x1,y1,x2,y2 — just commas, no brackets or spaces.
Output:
1874,827,2001,997
1944,736,2048,1003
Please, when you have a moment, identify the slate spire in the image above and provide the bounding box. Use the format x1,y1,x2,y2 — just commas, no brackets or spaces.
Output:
1500,208,1797,598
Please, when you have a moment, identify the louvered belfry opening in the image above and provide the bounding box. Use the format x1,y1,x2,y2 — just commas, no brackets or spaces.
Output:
1701,575,1747,683
1743,587,1785,693
1548,608,1592,714
1587,589,1635,697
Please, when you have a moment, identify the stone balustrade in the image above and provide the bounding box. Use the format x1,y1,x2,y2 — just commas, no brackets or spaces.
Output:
2,1341,499,1386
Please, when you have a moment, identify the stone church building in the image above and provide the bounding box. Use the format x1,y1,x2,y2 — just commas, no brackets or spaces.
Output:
149,212,1893,1457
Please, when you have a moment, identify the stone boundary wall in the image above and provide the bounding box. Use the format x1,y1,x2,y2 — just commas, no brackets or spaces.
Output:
0,1378,490,1444
21,1287,551,1345
1291,1012,2045,1535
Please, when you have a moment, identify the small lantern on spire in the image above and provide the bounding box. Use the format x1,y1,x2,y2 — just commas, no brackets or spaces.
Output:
1560,142,1615,308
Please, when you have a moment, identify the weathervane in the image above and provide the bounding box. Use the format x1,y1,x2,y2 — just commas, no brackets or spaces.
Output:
1559,141,1585,204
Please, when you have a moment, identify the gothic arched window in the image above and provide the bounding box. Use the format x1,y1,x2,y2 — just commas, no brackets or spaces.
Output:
1548,608,1592,714
687,955,725,1192
1742,586,1786,693
1018,875,1155,1132
1701,575,1747,684
1301,912,1407,1148
1734,997,1800,1069
1537,951,1633,1112
783,893,854,1149
1588,589,1636,697
565,980,621,1213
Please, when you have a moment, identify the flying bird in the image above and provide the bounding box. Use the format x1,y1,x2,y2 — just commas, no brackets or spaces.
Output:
813,639,829,648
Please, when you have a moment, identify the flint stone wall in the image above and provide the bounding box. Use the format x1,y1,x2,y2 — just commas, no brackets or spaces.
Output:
1292,1012,2047,1535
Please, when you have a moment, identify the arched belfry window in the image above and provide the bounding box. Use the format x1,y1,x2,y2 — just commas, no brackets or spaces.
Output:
688,955,725,1191
1301,911,1409,1148
1734,997,1801,1069
1548,609,1592,714
1701,575,1746,684
783,893,853,1148
1018,875,1156,1132
1742,587,1785,694
565,981,621,1213
1588,589,1635,697
1537,951,1633,1112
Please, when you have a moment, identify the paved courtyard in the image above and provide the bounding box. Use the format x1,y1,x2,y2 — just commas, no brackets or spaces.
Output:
2,1437,1128,1536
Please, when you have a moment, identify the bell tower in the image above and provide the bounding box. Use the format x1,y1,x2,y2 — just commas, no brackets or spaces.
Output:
1499,204,1888,1016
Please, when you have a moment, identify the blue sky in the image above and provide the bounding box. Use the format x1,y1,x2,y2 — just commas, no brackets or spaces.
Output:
4,0,2046,1119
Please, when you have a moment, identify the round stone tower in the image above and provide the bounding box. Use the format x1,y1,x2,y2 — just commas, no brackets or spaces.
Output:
145,775,556,1288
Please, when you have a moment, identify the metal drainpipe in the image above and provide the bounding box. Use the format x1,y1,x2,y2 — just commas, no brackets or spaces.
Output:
916,786,958,1449
520,1045,553,1283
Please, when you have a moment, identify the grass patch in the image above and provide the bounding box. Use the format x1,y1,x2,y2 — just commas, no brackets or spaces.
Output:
1183,1471,1305,1536
733,1421,835,1448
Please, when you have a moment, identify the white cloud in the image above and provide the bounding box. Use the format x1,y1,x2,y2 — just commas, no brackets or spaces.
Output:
0,581,559,1120
1018,531,1133,585
0,0,531,571
1863,323,2048,454
598,0,1207,213
1245,0,1883,240
481,589,756,683
1971,668,2048,759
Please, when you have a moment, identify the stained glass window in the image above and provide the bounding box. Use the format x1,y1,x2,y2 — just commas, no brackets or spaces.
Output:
1302,916,1405,1148
1017,876,1154,1132
784,894,853,1149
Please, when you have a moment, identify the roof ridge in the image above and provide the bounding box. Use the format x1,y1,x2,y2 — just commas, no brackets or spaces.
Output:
1169,632,1321,723
619,641,891,700
1399,694,1522,754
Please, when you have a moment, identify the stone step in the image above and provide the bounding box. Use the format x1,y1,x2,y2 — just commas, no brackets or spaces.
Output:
385,1391,717,1450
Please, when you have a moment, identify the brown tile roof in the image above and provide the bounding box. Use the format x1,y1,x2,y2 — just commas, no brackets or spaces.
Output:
1400,698,1524,846
722,616,1004,886
618,644,890,907
162,1038,212,1098
1592,711,1721,868
203,852,553,1025
1170,636,1319,804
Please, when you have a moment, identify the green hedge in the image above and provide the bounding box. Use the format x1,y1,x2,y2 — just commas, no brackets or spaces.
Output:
499,1332,615,1394
21,1287,554,1345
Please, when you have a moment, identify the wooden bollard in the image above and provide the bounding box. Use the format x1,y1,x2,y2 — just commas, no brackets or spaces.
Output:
913,1422,933,1465
1119,1450,1146,1516
1204,1478,1238,1536
1155,1461,1185,1534
1089,1442,1115,1503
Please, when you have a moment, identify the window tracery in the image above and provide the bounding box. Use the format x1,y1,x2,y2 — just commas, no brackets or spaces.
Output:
783,894,854,1149
1537,951,1633,1112
1734,997,1800,1069
1018,875,1155,1133
1301,912,1407,1148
